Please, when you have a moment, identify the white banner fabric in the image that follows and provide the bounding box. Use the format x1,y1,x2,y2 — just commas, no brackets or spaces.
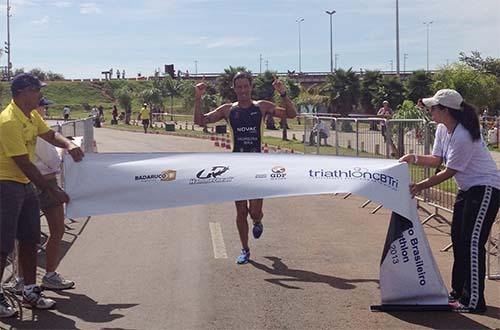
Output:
64,152,448,306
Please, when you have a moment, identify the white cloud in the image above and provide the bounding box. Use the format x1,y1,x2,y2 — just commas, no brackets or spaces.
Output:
52,1,73,8
32,15,49,25
182,36,258,49
80,2,102,15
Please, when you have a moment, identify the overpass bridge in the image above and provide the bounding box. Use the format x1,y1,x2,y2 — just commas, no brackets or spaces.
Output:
66,71,418,86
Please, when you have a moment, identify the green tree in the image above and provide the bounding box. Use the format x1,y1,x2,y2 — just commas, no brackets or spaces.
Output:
459,51,500,78
284,77,301,100
433,63,500,111
320,68,360,115
404,70,433,103
359,70,382,114
29,68,47,81
116,87,133,115
372,76,405,112
12,68,24,76
216,66,249,102
138,87,163,110
252,70,277,101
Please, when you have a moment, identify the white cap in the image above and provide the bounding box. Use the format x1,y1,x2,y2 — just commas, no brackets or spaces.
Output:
422,89,463,111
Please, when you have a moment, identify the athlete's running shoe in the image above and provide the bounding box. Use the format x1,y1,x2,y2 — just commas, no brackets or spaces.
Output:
236,249,250,264
252,222,263,239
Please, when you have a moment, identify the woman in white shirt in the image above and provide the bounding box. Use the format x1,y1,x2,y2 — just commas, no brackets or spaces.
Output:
16,99,75,291
400,89,499,313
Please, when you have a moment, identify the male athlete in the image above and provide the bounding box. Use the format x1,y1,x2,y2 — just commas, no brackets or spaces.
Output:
193,72,297,264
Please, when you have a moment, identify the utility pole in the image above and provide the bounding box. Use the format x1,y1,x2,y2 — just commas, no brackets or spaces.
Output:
423,21,434,72
296,18,304,72
6,0,12,80
325,10,336,73
403,53,408,73
259,54,262,74
395,0,400,77
265,60,269,71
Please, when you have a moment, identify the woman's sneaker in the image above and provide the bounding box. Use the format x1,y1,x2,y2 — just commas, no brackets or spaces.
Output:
42,273,75,290
0,293,17,318
448,290,460,302
236,249,250,264
22,286,56,309
449,301,487,314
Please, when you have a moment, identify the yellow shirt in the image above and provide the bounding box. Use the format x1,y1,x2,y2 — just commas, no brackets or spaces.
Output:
0,100,50,183
140,107,150,119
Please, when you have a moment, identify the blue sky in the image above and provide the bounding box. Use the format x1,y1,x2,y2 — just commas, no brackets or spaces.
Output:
1,0,499,79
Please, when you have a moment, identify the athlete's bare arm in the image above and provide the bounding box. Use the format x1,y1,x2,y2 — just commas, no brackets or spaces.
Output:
256,77,297,119
194,82,231,126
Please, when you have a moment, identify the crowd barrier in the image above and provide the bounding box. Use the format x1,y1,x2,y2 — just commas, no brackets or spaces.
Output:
304,115,500,279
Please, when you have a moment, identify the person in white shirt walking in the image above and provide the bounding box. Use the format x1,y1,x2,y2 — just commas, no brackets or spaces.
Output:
399,89,500,314
62,105,70,122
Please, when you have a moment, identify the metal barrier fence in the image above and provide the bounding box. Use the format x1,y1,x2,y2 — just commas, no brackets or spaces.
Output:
304,115,499,279
52,117,95,153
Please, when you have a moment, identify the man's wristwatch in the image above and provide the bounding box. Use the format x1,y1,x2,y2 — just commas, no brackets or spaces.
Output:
280,91,287,98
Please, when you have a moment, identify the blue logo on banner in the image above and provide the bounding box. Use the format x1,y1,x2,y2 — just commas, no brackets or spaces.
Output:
308,167,398,190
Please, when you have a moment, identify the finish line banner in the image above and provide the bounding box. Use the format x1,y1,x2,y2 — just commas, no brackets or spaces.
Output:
64,152,448,307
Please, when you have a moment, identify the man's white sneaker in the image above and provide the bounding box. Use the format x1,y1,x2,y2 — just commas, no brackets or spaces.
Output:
42,273,75,290
22,286,56,309
0,293,17,318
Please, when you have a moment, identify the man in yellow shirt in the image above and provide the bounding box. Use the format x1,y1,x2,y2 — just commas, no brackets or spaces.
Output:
0,73,84,317
138,103,150,134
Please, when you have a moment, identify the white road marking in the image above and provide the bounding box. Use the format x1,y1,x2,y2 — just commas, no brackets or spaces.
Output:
209,222,228,259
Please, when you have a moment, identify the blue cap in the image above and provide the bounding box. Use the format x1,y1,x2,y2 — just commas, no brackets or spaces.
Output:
11,73,46,96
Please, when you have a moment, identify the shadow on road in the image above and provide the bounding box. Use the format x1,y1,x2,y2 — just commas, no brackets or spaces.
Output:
388,306,500,329
250,256,379,290
0,291,138,329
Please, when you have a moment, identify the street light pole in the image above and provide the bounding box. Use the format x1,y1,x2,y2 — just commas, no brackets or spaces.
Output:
6,0,12,80
296,18,304,72
325,10,336,73
395,0,400,77
423,21,434,72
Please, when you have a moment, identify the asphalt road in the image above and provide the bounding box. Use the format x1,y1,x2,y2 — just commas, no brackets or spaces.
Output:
1,128,499,329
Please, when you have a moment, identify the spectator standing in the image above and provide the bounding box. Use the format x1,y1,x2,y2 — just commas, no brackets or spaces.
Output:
13,98,75,292
309,118,330,146
377,100,393,141
111,105,118,124
0,73,84,317
62,105,71,122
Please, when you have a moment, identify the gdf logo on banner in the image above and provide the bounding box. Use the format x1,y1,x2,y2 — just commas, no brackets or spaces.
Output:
255,166,287,180
189,166,234,185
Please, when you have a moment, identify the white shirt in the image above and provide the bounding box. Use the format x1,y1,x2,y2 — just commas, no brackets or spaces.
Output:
432,123,500,190
34,137,62,175
313,122,330,137
63,107,71,115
